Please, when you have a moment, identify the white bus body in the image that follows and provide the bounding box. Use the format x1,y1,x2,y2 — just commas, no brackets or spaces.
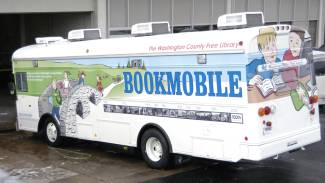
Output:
12,17,321,169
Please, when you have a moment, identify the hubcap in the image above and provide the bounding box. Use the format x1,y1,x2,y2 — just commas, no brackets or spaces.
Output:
146,137,163,162
46,122,57,143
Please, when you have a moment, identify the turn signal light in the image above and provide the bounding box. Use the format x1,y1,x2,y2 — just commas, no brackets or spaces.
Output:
258,107,265,116
309,96,319,104
258,106,273,116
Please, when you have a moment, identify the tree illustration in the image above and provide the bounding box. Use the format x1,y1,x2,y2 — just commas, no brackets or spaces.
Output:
127,60,131,68
142,62,146,70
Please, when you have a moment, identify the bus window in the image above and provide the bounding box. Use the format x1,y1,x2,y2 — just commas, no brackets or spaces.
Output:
314,59,325,76
15,72,28,92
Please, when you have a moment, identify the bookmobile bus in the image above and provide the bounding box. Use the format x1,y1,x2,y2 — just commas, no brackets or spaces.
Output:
12,12,321,169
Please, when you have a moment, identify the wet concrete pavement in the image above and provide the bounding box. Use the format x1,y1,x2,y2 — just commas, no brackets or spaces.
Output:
0,132,197,183
145,111,325,183
0,109,324,182
0,91,16,130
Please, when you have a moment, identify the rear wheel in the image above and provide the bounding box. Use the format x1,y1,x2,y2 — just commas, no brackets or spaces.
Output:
45,117,62,147
141,129,170,169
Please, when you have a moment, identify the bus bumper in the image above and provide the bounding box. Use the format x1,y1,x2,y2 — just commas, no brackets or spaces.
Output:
243,126,321,161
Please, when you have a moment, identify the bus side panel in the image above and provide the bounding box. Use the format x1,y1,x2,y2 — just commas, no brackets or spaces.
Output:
94,54,249,161
13,53,252,161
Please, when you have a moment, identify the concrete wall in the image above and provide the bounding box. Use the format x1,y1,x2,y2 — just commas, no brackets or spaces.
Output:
0,0,323,46
0,0,94,13
0,0,95,45
319,0,325,46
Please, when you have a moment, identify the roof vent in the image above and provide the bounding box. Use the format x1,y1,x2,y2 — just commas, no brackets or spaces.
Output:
68,28,101,41
131,22,170,36
35,37,65,44
217,12,264,30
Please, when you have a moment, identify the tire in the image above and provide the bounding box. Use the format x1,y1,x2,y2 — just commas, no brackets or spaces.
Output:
141,129,170,169
44,117,62,147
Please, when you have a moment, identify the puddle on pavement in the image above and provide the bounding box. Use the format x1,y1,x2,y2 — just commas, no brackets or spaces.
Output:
0,169,21,183
49,147,92,160
0,166,78,183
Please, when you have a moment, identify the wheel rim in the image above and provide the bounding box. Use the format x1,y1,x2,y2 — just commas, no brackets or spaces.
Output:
46,122,58,143
145,137,163,162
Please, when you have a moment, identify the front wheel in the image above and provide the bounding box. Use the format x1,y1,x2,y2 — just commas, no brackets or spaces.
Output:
45,117,62,147
141,129,170,169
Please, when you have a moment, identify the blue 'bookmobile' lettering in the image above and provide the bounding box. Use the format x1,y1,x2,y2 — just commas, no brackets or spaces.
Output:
123,71,242,97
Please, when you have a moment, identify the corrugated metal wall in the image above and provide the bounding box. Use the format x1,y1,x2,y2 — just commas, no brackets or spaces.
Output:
106,0,323,46
108,0,319,28
0,0,323,46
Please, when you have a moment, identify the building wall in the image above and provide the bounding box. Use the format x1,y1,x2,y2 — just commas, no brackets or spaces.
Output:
0,0,94,45
0,0,323,46
0,0,94,13
103,0,324,47
22,13,92,45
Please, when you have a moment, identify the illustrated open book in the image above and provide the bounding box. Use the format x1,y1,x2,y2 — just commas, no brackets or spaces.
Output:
256,73,286,97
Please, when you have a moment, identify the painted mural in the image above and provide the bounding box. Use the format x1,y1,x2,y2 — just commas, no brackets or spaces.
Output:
14,54,246,136
13,26,318,137
246,27,317,112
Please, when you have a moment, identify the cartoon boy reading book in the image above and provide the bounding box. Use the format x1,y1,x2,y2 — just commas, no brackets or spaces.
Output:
246,27,284,97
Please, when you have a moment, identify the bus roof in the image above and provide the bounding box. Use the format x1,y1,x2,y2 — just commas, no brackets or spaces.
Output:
12,25,292,61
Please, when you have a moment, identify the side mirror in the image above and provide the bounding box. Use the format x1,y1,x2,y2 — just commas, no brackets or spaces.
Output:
8,82,15,95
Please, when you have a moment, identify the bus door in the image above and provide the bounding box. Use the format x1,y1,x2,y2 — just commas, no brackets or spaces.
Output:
15,71,39,131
